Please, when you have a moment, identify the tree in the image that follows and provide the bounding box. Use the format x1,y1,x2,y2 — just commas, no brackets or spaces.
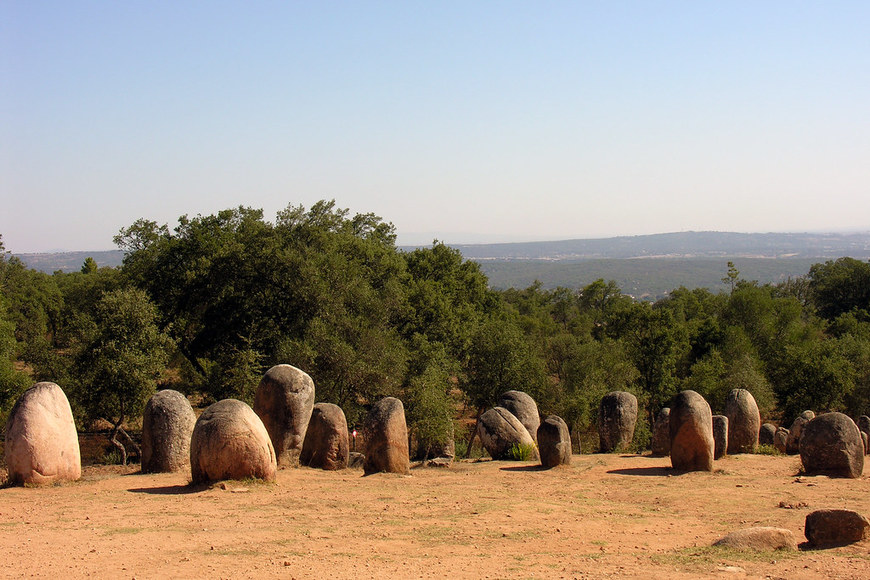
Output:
81,257,98,274
0,294,30,420
614,303,681,427
558,338,639,447
71,288,171,464
722,261,740,295
808,257,870,321
460,315,548,456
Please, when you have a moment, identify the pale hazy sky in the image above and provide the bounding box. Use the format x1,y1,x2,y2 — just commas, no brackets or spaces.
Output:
2,1,869,252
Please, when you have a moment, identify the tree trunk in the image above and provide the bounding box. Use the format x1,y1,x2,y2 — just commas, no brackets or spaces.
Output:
465,408,484,459
107,417,128,466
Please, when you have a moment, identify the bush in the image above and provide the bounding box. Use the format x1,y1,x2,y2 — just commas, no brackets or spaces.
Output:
755,444,781,456
507,442,537,461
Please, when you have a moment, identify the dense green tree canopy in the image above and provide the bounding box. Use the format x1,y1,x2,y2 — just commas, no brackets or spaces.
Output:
5,216,870,457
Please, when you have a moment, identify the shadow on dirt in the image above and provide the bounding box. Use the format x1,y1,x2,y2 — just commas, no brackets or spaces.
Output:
127,484,208,495
606,466,674,477
499,464,547,472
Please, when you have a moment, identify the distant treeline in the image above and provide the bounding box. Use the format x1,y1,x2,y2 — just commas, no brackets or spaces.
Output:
3,202,870,460
478,257,823,300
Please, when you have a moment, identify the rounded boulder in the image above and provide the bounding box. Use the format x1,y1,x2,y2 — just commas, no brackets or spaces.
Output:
141,389,196,473
363,397,410,475
537,415,571,468
477,407,536,460
498,390,540,443
598,391,638,453
724,388,760,454
5,382,81,486
190,399,277,484
650,408,671,457
713,527,797,551
669,390,714,472
253,364,315,468
759,423,777,447
799,412,864,478
712,415,729,460
300,403,349,471
805,509,870,547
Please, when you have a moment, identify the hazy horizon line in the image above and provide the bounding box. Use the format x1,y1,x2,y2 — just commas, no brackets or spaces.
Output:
8,227,870,256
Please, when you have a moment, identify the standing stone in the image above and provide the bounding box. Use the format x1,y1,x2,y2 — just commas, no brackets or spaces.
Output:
190,399,277,484
858,416,870,455
786,410,815,454
477,407,537,460
5,382,81,486
300,403,349,470
773,427,789,454
537,415,571,468
712,415,729,460
759,423,777,447
669,390,714,472
363,397,410,475
141,389,196,473
805,509,870,547
498,391,540,443
598,391,638,453
651,408,671,457
253,364,315,468
724,389,761,454
799,412,864,478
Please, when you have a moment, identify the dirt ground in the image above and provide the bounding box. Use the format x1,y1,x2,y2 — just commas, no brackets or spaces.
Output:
2,453,869,579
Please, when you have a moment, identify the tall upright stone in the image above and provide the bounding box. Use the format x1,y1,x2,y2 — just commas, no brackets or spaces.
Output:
598,391,638,453
253,364,315,468
300,403,349,471
363,397,410,475
5,382,81,486
712,415,729,460
141,389,196,473
669,390,714,472
651,408,671,457
774,427,789,454
498,391,540,443
537,415,571,468
724,388,760,454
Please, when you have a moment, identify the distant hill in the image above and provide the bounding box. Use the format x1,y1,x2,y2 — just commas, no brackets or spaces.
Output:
409,231,870,298
13,250,125,273
441,231,870,261
14,231,870,298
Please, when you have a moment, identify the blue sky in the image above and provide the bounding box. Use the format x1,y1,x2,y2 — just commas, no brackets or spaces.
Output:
2,1,868,252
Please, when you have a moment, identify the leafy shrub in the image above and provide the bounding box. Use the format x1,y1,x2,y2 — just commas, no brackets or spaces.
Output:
755,444,781,456
507,442,536,461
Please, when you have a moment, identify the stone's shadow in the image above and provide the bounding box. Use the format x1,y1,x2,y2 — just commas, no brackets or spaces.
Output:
499,464,546,472
798,541,855,551
607,466,674,477
127,484,208,495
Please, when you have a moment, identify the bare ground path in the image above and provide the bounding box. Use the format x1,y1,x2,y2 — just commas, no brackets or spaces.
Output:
2,453,869,579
